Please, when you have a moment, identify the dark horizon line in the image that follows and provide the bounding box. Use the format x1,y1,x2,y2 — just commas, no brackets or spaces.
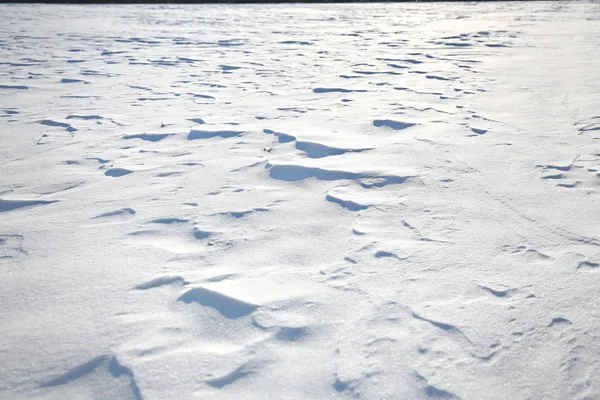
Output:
0,0,544,3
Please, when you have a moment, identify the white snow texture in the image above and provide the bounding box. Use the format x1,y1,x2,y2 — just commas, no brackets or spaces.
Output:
1,2,600,399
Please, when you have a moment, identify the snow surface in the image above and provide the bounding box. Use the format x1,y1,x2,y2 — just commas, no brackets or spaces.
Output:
1,2,600,399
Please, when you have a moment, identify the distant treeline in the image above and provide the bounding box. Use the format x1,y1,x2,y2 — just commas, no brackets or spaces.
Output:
2,0,528,3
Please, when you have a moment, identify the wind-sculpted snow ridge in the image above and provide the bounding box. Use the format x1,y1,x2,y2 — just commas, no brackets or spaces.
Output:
2,2,600,400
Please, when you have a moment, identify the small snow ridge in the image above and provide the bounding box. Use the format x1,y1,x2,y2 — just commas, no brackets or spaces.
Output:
188,130,242,140
556,181,579,188
205,273,238,283
148,218,189,224
267,163,411,187
40,119,71,128
104,168,133,177
326,193,369,211
374,250,404,259
313,87,367,94
547,317,571,327
192,228,211,240
331,373,360,395
415,372,461,399
443,42,472,47
187,118,205,125
205,361,260,388
412,312,456,332
296,141,347,158
478,285,516,298
577,260,599,269
503,245,553,262
60,78,86,84
216,208,269,219
0,85,28,90
0,109,19,117
542,174,564,180
263,129,296,143
217,40,245,47
135,275,188,290
92,208,136,219
40,355,109,387
178,287,259,319
538,164,572,172
373,119,416,130
296,141,371,159
470,127,488,135
155,171,184,178
268,164,363,182
123,133,172,142
220,65,241,71
280,40,312,45
426,74,450,81
66,114,103,120
40,355,141,400
191,94,215,100
275,326,310,342
0,199,58,213
359,175,410,188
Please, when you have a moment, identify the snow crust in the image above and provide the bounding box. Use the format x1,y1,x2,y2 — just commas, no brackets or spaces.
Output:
1,2,600,399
